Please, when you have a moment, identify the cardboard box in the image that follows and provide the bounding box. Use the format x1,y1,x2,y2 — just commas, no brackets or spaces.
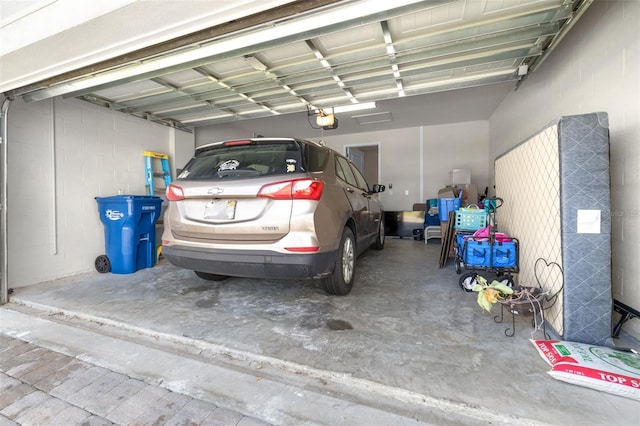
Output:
412,203,427,211
458,183,478,205
437,186,456,198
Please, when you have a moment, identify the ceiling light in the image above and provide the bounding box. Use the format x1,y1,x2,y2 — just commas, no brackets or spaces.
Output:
332,102,376,113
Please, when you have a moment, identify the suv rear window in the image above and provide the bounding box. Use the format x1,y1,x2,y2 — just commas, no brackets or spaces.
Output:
301,142,329,173
178,141,303,180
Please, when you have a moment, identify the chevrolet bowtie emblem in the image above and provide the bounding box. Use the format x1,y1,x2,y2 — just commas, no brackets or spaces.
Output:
207,187,224,195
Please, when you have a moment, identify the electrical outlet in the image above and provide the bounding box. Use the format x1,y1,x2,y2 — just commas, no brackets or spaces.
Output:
404,190,409,196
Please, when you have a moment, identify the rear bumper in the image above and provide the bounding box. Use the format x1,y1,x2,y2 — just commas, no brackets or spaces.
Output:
162,245,336,280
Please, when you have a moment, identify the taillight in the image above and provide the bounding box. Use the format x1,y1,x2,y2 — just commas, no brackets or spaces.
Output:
224,140,251,146
166,184,185,201
258,179,324,200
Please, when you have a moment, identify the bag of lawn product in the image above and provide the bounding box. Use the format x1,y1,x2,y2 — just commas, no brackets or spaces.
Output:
531,339,640,401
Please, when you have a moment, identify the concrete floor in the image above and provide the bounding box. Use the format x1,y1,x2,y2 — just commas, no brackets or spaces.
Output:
1,238,639,425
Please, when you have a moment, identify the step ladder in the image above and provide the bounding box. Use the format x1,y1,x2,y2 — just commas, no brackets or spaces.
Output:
144,151,172,196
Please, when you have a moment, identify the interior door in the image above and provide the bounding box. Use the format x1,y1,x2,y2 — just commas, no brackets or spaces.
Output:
346,147,365,173
345,144,379,186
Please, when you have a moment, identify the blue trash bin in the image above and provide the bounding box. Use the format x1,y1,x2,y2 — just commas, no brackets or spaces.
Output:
95,195,163,274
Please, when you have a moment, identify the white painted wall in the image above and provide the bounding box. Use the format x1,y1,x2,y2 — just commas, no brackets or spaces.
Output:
6,97,194,287
489,0,640,338
170,128,196,175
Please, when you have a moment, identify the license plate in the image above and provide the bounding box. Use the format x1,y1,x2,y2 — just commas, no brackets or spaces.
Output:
204,200,236,220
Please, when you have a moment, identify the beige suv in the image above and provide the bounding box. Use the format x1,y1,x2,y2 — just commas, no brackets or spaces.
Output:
161,138,385,295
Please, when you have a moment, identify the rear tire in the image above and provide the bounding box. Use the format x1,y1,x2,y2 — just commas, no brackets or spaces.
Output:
195,271,228,281
371,216,385,250
325,227,356,295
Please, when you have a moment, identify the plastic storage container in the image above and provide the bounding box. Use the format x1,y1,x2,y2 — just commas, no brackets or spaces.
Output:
454,206,488,231
95,195,163,274
438,197,462,222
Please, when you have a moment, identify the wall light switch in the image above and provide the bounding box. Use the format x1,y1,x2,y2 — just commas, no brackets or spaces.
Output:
404,190,409,196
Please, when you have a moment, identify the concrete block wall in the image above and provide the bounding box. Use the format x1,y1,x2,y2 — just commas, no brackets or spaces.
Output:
7,97,193,287
489,0,640,338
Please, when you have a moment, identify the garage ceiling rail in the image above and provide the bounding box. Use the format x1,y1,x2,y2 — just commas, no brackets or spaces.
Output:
4,0,592,132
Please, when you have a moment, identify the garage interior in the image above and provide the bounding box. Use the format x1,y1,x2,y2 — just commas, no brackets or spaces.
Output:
1,1,639,425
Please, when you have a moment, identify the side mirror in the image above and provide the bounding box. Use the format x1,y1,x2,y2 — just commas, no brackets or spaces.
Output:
371,184,385,193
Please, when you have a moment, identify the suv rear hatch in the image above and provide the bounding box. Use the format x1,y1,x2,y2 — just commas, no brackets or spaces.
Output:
166,139,318,243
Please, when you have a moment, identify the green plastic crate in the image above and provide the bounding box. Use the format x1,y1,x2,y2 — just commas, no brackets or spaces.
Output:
454,207,487,231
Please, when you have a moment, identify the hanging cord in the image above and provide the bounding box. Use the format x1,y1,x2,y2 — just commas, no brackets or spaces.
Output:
529,291,546,338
